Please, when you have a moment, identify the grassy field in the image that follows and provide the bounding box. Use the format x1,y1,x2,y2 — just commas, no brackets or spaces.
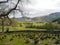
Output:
0,19,60,45
0,32,60,45
0,22,60,32
0,18,60,32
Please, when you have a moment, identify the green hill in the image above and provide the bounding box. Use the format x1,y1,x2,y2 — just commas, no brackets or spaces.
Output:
52,18,60,24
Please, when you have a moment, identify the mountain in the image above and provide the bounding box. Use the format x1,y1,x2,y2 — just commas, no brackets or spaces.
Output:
32,12,60,22
16,17,32,22
16,12,60,22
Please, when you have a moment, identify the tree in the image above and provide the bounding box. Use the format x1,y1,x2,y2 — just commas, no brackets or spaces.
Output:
0,0,30,33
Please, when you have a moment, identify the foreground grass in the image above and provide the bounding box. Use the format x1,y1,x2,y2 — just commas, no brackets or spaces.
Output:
0,32,60,45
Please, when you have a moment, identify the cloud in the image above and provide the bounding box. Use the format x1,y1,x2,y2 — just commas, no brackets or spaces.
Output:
8,0,60,18
21,0,60,17
27,0,60,9
0,0,7,1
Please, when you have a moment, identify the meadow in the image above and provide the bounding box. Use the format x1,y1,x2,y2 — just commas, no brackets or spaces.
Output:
0,19,60,45
0,18,60,32
0,22,60,32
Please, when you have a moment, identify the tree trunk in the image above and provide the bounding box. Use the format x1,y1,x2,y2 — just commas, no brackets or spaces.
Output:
2,18,4,33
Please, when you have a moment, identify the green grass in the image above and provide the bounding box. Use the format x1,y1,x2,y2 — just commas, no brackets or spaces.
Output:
0,26,37,32
0,19,60,32
0,18,60,32
0,32,60,45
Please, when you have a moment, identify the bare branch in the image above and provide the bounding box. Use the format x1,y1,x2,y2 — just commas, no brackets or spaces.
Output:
0,0,21,17
5,0,20,16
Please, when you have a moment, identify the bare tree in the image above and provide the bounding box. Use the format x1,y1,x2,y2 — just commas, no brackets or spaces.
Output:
0,0,30,33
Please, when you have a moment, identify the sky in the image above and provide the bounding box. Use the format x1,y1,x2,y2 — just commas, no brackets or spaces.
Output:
1,0,60,18
23,0,60,18
0,0,6,1
19,0,60,18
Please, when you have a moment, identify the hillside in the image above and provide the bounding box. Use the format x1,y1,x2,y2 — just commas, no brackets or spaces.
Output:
52,18,60,24
16,12,60,22
32,12,60,22
16,17,32,22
